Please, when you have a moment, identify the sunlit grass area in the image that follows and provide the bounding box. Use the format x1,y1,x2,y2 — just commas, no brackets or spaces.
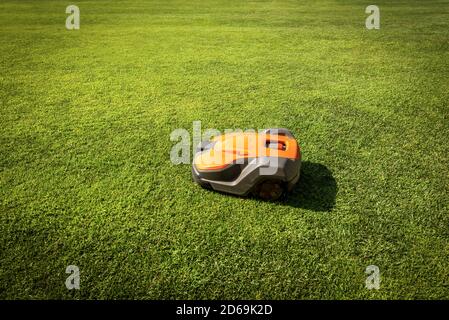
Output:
0,0,448,299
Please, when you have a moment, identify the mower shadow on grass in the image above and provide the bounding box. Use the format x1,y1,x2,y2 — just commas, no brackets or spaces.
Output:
282,161,337,212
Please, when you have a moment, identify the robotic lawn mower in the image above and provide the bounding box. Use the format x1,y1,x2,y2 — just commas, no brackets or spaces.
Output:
192,128,301,200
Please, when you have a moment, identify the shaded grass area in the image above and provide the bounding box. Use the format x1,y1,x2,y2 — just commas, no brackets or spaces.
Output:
0,0,448,299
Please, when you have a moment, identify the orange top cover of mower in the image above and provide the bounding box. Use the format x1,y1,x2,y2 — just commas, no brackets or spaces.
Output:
194,132,300,171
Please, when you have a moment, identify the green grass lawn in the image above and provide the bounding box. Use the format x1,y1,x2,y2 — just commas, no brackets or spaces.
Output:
1,0,448,299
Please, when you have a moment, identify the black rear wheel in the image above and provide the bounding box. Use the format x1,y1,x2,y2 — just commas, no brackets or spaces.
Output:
254,180,284,200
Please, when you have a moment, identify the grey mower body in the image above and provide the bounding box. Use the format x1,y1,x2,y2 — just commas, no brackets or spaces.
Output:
192,128,301,200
